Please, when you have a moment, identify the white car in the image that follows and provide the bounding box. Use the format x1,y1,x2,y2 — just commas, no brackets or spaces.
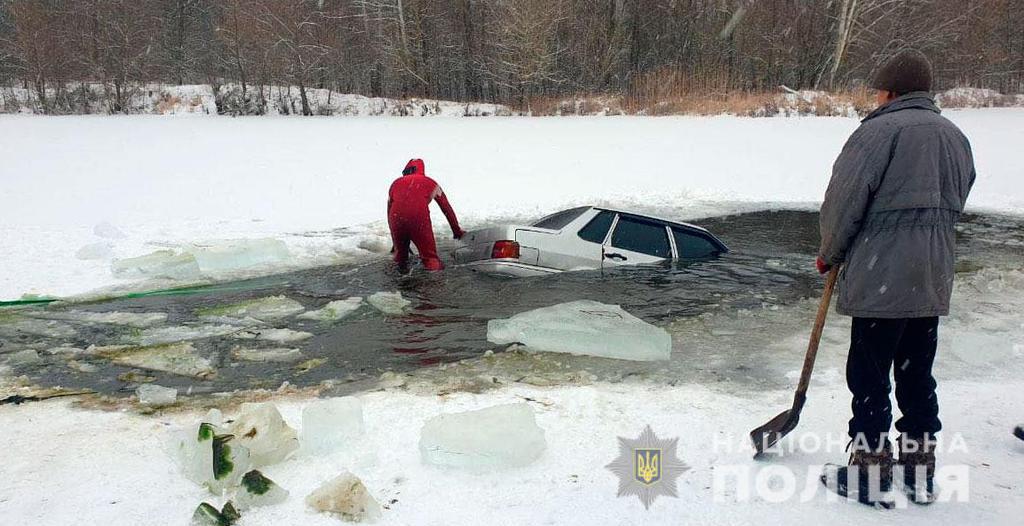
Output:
453,206,729,277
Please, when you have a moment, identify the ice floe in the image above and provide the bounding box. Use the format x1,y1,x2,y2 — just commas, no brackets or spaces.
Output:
98,342,216,379
227,403,299,468
487,300,672,361
231,346,305,363
297,297,363,322
300,397,365,454
367,291,411,315
306,472,380,523
197,295,304,321
419,403,546,470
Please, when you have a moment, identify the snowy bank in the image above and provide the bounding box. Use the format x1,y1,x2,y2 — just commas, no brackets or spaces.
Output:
0,83,514,117
1,377,1021,525
1,110,1022,300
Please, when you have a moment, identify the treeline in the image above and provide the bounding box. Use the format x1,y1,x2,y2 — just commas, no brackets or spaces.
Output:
1,0,1022,115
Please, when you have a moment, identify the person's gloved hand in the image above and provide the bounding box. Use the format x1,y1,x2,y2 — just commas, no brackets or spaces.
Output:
815,256,832,275
453,228,467,240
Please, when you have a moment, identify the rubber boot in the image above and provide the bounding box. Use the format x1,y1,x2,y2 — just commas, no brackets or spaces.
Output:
899,434,937,505
821,440,895,508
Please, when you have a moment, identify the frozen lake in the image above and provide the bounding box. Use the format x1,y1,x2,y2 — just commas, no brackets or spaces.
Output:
3,210,1021,398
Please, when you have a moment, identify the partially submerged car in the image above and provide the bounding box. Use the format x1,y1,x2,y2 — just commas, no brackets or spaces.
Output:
453,206,729,277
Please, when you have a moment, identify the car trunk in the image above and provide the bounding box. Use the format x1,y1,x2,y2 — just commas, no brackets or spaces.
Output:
453,225,540,265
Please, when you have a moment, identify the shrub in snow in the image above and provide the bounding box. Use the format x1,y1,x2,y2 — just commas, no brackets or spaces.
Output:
306,472,381,523
419,403,547,470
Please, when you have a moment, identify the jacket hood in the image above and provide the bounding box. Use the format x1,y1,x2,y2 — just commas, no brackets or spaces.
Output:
402,158,425,176
862,91,939,123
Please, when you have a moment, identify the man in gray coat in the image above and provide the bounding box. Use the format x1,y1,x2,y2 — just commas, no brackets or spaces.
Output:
817,50,975,507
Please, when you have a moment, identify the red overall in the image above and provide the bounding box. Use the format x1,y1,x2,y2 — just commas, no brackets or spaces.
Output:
388,159,464,270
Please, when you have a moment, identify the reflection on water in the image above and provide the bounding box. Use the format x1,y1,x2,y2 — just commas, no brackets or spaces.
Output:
2,210,1021,396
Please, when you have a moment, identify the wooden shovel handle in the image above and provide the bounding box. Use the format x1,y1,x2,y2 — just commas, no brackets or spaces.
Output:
792,266,840,412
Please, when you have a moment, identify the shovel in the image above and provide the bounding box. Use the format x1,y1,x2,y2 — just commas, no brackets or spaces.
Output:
750,266,840,458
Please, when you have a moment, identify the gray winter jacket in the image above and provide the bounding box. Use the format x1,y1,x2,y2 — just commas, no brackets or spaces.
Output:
819,92,975,318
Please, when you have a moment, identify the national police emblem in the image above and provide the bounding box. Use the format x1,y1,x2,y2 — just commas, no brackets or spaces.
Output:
606,425,689,509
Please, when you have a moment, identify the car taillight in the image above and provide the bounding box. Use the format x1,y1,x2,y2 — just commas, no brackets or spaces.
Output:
491,240,520,259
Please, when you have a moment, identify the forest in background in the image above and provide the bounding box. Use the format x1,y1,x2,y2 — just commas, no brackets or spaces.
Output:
1,0,1023,115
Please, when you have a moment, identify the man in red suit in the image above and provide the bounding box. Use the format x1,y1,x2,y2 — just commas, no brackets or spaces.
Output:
388,158,466,271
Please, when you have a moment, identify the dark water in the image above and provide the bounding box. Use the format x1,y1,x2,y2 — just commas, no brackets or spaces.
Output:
2,210,1021,396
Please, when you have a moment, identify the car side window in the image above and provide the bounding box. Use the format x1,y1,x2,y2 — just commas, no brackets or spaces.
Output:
610,216,671,258
673,228,720,258
577,210,615,244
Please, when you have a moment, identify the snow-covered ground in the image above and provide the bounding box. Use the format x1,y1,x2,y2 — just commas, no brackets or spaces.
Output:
3,377,1022,526
2,109,1022,301
1,112,1023,525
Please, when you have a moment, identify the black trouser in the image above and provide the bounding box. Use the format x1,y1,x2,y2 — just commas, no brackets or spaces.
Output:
847,317,941,449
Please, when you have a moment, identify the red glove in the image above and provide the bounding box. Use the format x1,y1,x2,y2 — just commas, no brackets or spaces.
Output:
815,256,832,275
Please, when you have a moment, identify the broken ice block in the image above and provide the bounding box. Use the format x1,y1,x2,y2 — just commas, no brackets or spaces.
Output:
208,433,252,495
136,384,178,406
234,470,289,510
297,298,364,322
99,342,216,379
367,292,411,315
29,310,167,328
94,221,127,239
75,242,113,260
190,501,240,526
112,249,202,280
228,403,299,468
300,397,365,454
172,415,251,496
231,327,313,344
197,296,305,321
486,300,671,361
188,238,290,274
5,349,43,367
419,403,546,470
231,347,305,363
0,317,78,339
134,324,240,346
306,472,381,523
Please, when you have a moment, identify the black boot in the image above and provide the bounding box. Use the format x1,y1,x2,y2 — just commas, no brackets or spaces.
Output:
1014,425,1024,442
900,435,937,505
821,441,894,508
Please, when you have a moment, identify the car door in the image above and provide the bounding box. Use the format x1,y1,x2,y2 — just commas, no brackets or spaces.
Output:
601,214,673,267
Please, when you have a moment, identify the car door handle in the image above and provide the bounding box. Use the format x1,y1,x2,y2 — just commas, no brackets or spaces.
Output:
604,252,627,261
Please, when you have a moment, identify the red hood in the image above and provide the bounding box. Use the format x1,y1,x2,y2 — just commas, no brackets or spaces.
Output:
402,158,425,176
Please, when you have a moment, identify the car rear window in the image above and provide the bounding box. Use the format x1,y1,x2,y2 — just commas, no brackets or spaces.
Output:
532,207,589,230
577,210,615,244
611,216,671,258
673,228,721,258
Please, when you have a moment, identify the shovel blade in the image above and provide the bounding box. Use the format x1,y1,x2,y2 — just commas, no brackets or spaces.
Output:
750,409,800,458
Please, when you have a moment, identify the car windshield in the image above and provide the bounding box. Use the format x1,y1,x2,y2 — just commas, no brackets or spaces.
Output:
531,207,589,230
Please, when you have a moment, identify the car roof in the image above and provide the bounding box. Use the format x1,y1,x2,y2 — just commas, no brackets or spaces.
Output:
590,206,714,235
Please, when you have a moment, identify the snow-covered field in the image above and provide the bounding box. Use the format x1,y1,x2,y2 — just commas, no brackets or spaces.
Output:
1,112,1023,525
2,110,1022,301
